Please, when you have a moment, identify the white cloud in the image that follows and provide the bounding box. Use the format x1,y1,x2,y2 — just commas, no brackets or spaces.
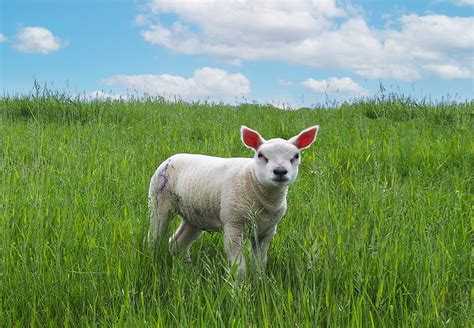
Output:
422,64,473,79
278,79,293,87
138,1,474,82
0,33,7,43
301,77,369,97
133,14,150,26
453,0,474,6
14,26,66,54
222,58,243,66
102,67,251,100
140,0,342,58
379,14,474,80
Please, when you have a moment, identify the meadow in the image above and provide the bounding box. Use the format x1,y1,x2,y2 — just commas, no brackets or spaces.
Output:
1,89,472,327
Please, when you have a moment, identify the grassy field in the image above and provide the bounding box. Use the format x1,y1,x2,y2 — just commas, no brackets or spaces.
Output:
1,90,472,327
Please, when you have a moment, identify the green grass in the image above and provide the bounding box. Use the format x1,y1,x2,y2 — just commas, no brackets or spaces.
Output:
1,91,472,327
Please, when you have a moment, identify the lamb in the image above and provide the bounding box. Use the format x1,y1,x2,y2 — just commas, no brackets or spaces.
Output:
147,125,319,278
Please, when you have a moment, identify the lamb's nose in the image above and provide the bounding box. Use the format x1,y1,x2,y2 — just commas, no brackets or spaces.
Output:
273,168,288,177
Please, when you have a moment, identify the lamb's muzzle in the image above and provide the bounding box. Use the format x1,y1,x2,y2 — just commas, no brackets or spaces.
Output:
147,125,319,279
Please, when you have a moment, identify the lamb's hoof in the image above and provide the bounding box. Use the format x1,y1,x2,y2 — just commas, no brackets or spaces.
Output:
182,250,192,263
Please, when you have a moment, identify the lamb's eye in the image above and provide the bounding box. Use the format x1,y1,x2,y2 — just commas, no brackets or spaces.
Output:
257,153,268,163
292,153,300,162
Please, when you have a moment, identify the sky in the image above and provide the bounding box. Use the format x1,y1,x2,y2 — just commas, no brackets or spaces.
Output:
1,0,473,107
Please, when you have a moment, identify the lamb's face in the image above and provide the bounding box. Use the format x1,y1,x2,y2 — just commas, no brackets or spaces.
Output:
253,139,301,187
241,125,319,188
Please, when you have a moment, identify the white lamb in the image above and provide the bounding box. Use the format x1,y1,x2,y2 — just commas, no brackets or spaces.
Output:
147,125,319,278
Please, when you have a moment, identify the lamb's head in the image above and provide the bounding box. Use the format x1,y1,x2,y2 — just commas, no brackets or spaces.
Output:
241,125,319,188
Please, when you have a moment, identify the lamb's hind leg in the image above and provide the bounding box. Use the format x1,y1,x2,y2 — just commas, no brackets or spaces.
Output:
147,164,174,249
147,193,174,250
169,221,203,262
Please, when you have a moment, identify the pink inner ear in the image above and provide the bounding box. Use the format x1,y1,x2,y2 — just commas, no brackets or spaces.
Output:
295,128,317,149
242,128,262,150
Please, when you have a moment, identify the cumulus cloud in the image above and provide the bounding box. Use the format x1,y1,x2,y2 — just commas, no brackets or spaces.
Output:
102,67,251,100
278,79,293,87
453,0,474,6
422,64,473,79
0,33,7,43
301,77,369,97
137,1,474,82
133,14,150,26
14,26,67,54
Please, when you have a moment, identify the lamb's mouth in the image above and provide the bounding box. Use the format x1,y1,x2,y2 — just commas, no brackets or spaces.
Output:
272,176,289,183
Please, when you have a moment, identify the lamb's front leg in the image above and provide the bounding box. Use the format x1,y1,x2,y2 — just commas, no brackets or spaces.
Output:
251,227,276,270
223,222,246,279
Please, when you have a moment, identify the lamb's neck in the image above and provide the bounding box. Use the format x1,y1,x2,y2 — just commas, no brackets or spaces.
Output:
247,166,288,210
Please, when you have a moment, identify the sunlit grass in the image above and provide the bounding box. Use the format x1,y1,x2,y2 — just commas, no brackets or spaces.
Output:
0,90,472,326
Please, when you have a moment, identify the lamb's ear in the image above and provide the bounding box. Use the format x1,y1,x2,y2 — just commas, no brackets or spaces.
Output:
289,125,319,150
241,126,265,150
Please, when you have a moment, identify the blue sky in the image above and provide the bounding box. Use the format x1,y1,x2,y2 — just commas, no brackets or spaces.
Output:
1,0,473,107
